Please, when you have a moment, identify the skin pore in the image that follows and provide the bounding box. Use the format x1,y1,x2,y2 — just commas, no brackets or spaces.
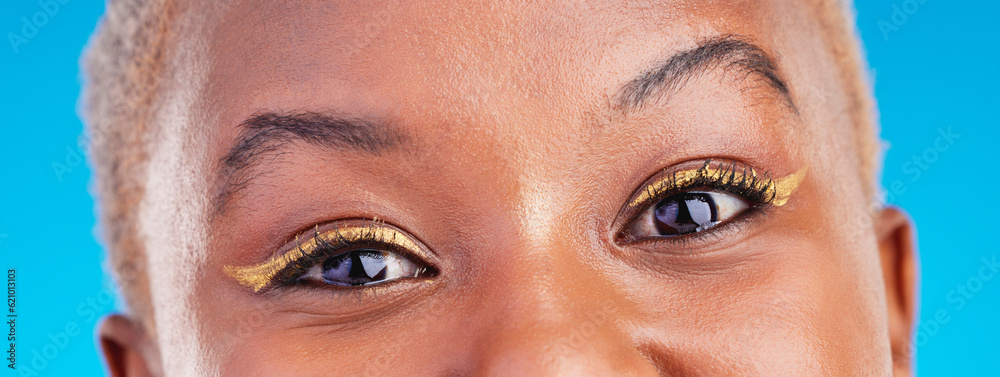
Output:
96,0,917,376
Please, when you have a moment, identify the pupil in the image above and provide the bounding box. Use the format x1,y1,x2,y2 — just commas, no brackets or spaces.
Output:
654,193,719,235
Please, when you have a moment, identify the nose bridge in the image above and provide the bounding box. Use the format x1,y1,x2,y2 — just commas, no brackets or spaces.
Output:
469,229,657,376
450,103,656,374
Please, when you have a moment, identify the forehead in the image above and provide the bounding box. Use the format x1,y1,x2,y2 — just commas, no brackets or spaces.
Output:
199,0,814,127
185,0,855,223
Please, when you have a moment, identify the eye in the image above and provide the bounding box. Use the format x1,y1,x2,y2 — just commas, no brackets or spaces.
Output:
300,249,432,286
624,191,749,240
223,220,439,293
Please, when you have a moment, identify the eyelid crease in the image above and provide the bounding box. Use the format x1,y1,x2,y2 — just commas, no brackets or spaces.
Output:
223,222,423,292
627,160,808,209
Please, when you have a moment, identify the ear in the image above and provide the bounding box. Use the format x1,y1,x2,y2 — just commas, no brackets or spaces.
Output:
98,314,162,377
874,207,918,377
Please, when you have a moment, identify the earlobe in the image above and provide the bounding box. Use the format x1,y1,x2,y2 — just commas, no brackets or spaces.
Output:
874,207,918,377
98,314,161,377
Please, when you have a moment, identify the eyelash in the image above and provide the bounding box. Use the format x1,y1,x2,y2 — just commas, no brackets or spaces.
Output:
285,231,381,288
616,159,779,246
225,220,436,293
300,225,433,287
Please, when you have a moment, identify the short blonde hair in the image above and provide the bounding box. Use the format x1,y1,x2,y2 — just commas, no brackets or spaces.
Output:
82,0,175,333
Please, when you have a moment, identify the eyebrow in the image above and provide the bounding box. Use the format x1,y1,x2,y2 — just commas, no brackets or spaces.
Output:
213,36,790,213
615,35,794,112
215,112,403,213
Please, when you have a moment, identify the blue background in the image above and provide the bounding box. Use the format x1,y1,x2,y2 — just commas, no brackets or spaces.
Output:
1,1,996,375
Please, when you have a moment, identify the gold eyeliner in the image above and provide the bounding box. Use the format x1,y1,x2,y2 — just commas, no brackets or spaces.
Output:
224,221,423,292
628,160,808,210
769,166,807,206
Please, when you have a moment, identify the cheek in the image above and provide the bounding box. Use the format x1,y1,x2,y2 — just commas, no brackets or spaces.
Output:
797,171,893,369
202,284,474,376
214,324,398,376
213,321,472,376
619,233,889,373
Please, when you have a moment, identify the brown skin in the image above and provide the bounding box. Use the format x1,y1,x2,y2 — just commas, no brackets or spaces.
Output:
98,0,917,376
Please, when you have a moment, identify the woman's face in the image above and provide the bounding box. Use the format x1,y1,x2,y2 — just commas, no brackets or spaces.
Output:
107,0,916,375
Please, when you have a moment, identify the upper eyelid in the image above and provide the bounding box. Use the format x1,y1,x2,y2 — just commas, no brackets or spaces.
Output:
627,160,774,210
223,220,427,292
626,207,768,253
625,159,807,212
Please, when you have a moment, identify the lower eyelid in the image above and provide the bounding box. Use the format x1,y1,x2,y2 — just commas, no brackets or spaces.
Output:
270,278,442,325
623,206,769,252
